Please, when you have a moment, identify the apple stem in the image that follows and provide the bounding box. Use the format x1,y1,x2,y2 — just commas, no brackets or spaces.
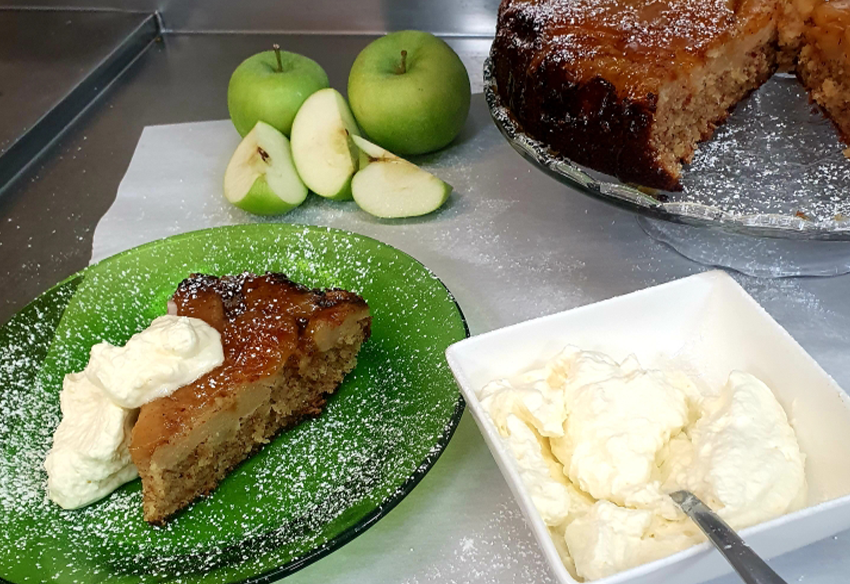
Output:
396,50,408,75
273,43,283,73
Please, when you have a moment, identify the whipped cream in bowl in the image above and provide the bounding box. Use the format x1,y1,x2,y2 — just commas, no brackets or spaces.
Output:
445,271,850,584
44,315,224,510
477,346,806,581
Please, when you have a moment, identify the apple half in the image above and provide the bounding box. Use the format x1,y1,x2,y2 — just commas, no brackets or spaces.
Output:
290,88,361,201
224,121,308,215
350,135,452,218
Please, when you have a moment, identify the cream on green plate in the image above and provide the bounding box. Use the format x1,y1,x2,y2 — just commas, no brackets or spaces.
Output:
0,223,467,583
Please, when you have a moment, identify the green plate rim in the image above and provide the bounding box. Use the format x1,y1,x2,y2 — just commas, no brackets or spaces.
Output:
0,223,469,584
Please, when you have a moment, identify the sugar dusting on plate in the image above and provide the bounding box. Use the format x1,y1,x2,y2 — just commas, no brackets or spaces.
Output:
0,225,466,583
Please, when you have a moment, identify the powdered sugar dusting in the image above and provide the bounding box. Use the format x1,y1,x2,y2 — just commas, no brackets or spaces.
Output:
503,0,751,97
508,0,740,55
400,503,555,584
486,58,850,233
0,225,466,583
684,74,850,224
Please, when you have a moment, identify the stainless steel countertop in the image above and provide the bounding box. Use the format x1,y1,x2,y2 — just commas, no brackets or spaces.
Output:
0,10,151,157
1,9,849,584
0,32,322,319
0,31,491,325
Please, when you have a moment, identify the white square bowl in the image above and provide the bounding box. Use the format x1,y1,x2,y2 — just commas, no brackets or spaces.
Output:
446,270,850,584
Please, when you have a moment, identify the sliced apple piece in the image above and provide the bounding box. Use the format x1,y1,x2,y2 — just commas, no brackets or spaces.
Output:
224,121,308,215
350,136,452,218
352,134,401,164
290,88,361,201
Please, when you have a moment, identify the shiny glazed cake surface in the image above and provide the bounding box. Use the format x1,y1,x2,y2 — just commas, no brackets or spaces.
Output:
498,0,775,100
129,272,370,462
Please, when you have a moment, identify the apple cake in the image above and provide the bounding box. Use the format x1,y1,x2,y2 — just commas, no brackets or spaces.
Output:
128,272,371,524
492,0,850,190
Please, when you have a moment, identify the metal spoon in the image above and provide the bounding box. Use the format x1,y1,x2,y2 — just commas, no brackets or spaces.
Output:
669,490,788,584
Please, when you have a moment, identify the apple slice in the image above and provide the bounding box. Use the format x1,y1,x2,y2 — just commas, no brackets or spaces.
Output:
224,121,308,215
350,135,452,218
352,134,401,164
290,88,361,201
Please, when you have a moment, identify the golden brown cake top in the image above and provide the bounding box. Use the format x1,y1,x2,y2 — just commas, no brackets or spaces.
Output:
129,273,370,461
499,0,777,98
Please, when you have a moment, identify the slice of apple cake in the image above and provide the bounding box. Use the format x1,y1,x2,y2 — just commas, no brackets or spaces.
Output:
128,272,371,524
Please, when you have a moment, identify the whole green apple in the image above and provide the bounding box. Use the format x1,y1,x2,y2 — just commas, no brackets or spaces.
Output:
228,45,329,137
347,30,471,156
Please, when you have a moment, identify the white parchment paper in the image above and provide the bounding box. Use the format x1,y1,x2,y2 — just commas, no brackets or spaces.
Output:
91,120,241,263
90,107,571,584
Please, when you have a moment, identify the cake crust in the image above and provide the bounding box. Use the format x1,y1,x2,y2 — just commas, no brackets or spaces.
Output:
129,272,371,524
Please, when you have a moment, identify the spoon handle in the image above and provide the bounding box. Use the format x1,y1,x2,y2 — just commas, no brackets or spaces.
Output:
670,490,788,584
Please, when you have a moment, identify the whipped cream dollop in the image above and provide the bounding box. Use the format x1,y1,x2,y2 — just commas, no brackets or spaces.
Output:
661,370,808,528
44,315,224,510
43,373,139,510
478,347,806,581
87,314,223,409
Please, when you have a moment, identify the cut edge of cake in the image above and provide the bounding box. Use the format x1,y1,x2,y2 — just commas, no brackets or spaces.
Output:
492,0,850,190
793,0,850,144
649,16,780,189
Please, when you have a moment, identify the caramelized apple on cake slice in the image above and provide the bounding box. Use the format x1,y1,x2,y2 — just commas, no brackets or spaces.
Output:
128,272,371,524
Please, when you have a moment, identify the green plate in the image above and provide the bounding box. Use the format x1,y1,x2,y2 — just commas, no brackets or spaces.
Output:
0,224,468,584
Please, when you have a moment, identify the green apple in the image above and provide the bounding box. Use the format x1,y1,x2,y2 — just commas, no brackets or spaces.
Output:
223,121,308,215
290,88,361,201
228,45,329,137
350,135,452,218
348,30,471,156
